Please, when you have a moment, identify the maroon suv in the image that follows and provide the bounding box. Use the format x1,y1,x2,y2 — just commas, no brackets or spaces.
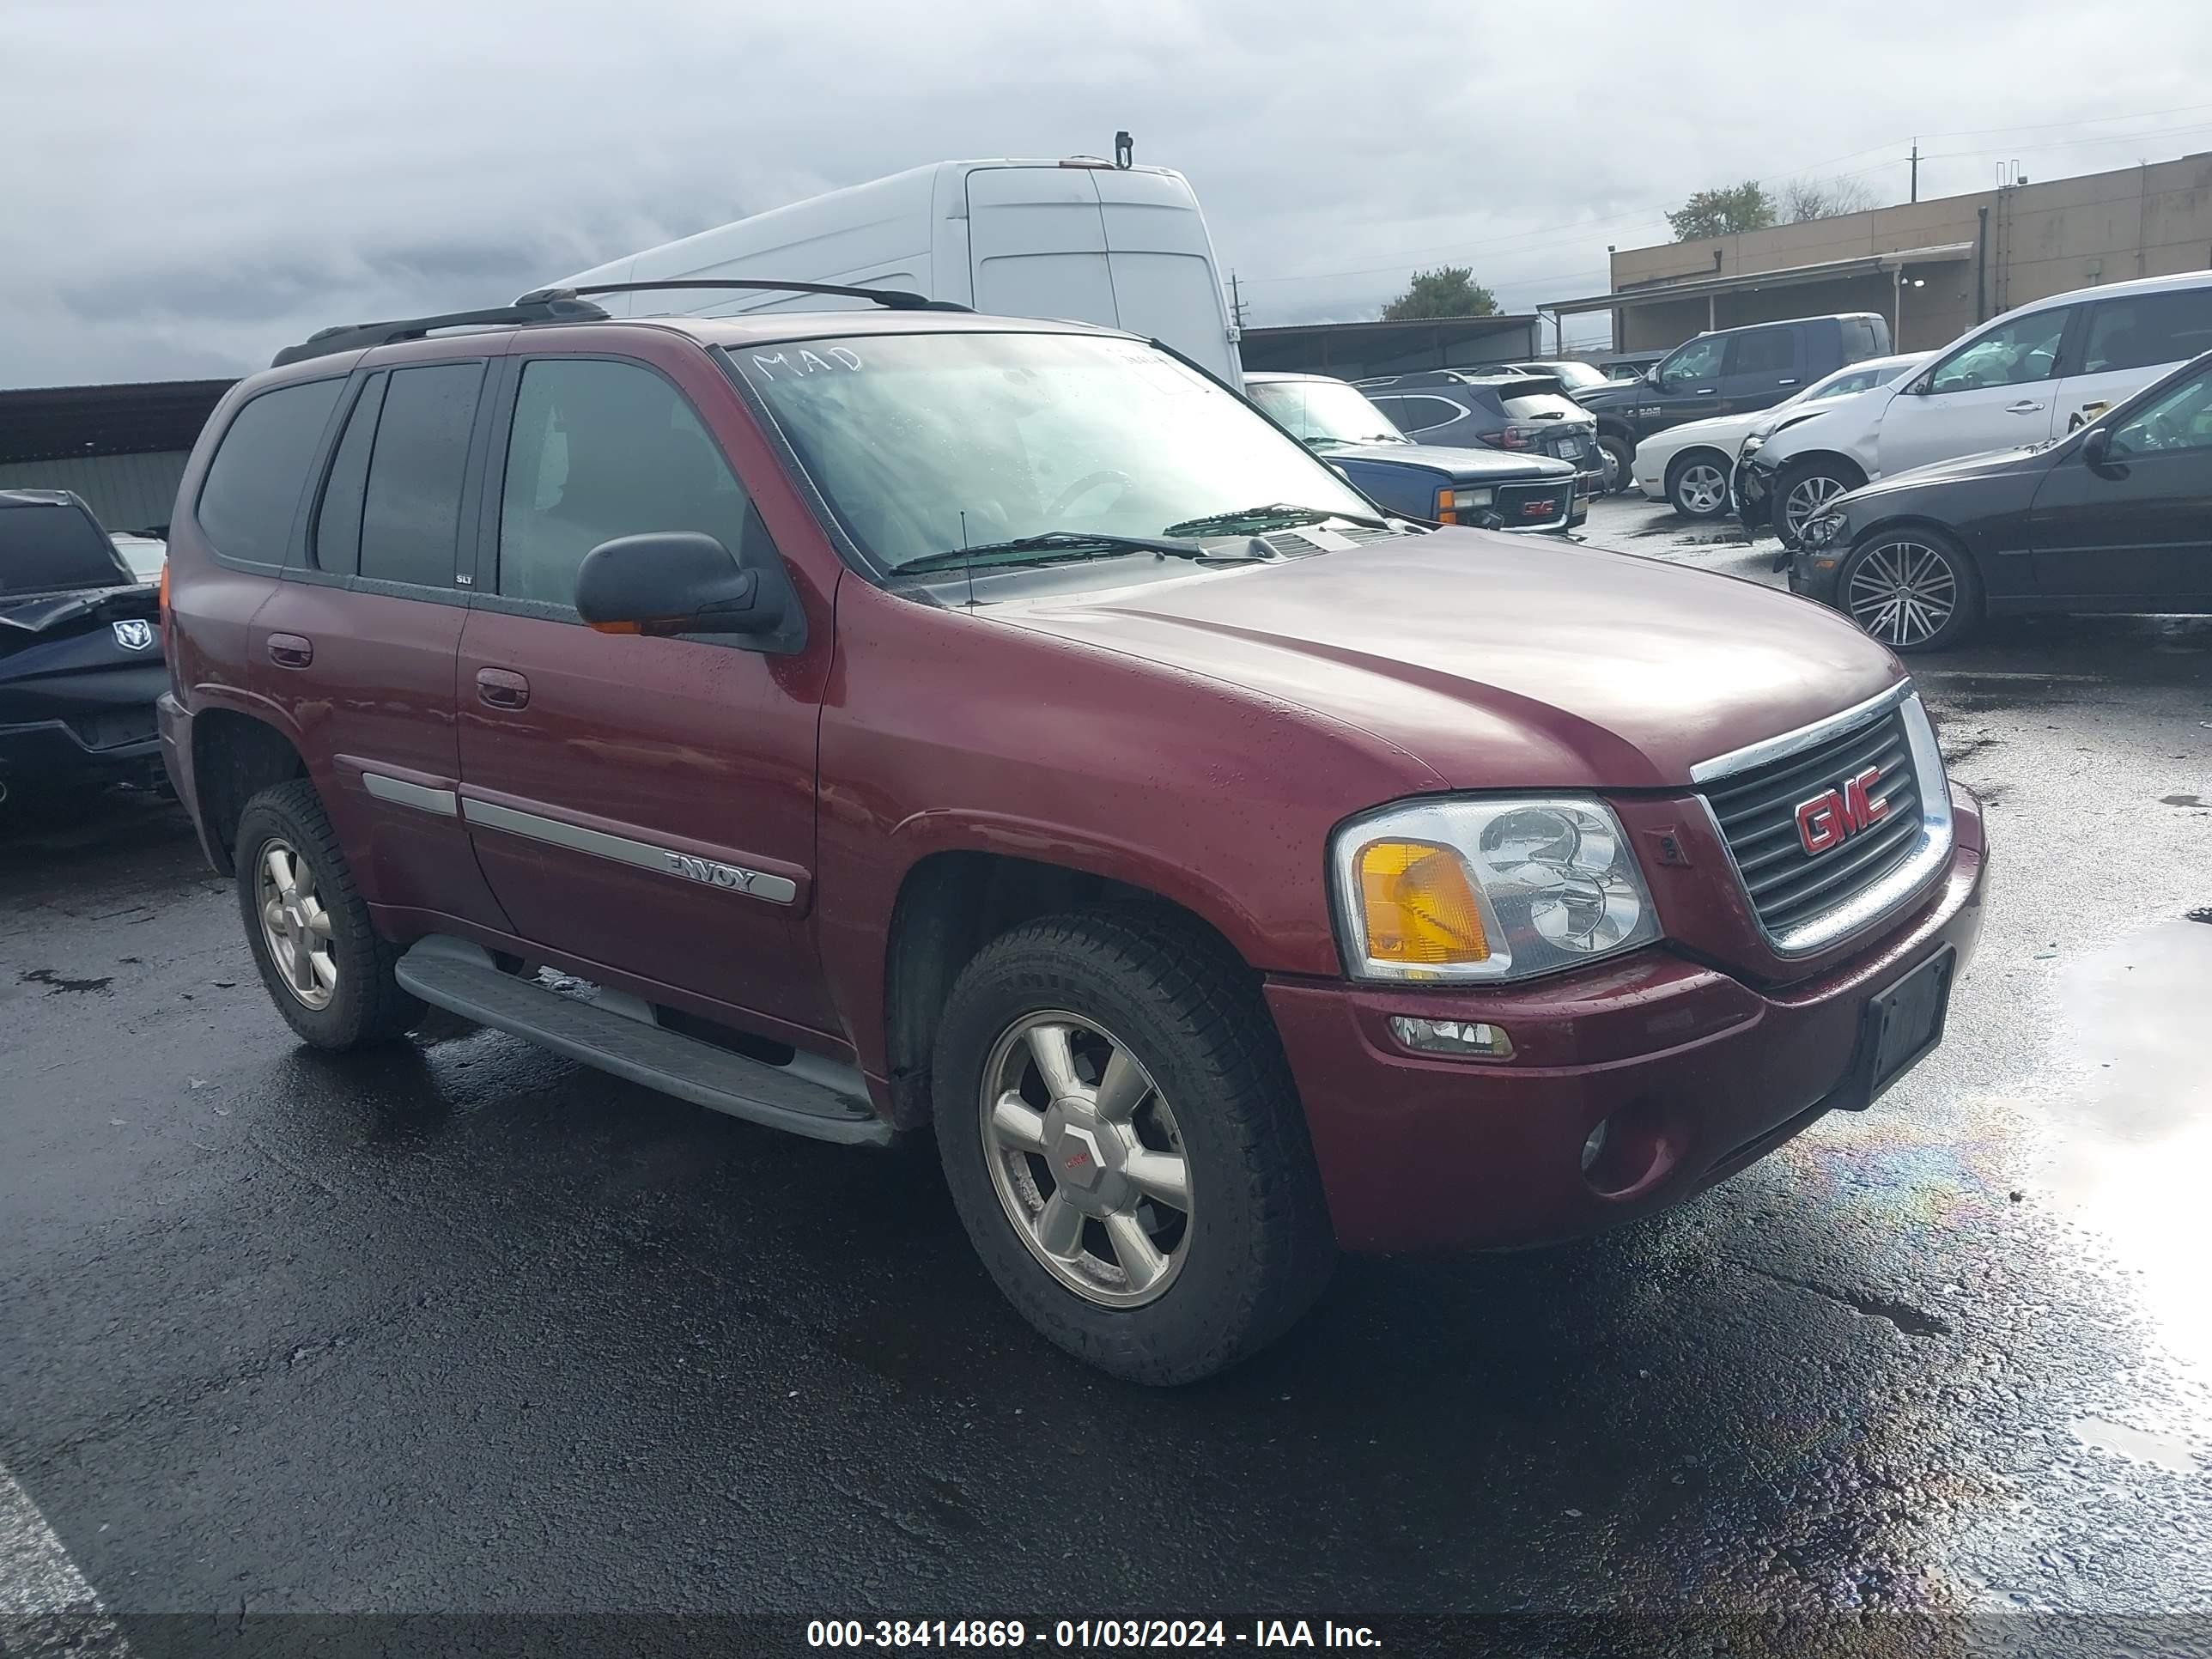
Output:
158,288,1986,1382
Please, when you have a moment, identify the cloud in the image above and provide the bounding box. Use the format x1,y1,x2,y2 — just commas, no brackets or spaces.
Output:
6,0,2210,383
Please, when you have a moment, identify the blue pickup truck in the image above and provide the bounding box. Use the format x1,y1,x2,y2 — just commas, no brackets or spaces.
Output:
1244,373,1584,532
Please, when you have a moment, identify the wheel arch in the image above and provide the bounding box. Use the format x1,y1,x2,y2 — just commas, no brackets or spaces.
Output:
1779,448,1869,489
189,707,308,876
878,848,1262,1131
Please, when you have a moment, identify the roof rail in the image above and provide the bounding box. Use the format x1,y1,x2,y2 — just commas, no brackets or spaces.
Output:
270,292,611,367
519,278,971,313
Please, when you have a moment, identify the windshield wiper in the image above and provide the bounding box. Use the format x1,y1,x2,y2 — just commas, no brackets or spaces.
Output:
897,530,1236,576
1162,502,1392,537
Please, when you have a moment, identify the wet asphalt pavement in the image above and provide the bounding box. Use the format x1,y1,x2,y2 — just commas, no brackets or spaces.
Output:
3,495,2209,1653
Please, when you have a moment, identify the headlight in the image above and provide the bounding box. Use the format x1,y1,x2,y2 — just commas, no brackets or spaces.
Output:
1800,511,1843,550
1330,797,1661,982
1449,488,1493,509
1740,434,1765,457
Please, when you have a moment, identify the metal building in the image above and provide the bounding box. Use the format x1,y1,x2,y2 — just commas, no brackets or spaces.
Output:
0,380,233,534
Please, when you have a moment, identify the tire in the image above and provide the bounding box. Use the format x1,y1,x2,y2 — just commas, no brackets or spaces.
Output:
1665,450,1733,520
933,913,1334,1384
1836,529,1983,653
1597,434,1636,496
1772,458,1864,550
234,778,423,1048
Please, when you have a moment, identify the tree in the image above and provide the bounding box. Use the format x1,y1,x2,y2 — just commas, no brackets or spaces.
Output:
1381,266,1498,320
1666,181,1777,241
1781,175,1880,223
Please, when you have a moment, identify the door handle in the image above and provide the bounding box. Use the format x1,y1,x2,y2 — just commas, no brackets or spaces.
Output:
476,666,531,710
1777,378,1799,386
2005,399,2045,414
1695,387,1717,396
266,633,313,669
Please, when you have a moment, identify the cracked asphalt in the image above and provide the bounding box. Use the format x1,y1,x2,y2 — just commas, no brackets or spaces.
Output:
3,494,2209,1651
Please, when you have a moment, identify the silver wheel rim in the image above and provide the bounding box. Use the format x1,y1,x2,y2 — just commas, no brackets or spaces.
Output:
1676,462,1727,514
1600,447,1622,491
1783,473,1847,537
980,1011,1193,1309
1846,540,1958,647
255,837,337,1010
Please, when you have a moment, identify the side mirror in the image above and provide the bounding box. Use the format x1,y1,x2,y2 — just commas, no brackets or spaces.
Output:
2080,425,2117,473
574,531,785,636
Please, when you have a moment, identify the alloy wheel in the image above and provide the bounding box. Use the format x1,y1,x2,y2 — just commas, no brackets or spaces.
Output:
1783,473,1848,539
1675,461,1728,515
980,1011,1193,1308
1846,540,1959,647
255,837,337,1009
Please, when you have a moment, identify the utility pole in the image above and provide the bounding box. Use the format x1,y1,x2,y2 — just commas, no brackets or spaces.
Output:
1229,271,1249,329
1910,139,1919,204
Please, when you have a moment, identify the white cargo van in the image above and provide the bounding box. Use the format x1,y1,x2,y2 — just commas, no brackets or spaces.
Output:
551,159,1243,382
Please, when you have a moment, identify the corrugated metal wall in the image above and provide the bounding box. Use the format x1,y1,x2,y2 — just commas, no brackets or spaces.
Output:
0,450,189,532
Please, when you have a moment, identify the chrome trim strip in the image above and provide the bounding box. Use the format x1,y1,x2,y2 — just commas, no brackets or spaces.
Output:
363,773,458,817
460,798,798,906
1696,691,1954,959
1688,679,1912,786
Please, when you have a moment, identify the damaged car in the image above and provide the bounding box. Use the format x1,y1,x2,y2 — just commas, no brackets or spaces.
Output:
1,489,167,823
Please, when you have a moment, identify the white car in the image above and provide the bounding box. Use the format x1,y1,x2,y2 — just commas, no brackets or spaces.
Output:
1744,269,2212,545
108,532,166,585
1632,355,1923,519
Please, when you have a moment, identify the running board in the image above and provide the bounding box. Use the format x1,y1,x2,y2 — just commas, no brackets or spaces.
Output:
394,936,890,1146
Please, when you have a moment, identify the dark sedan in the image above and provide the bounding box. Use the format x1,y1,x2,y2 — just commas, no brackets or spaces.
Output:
1790,349,2212,651
1244,373,1585,532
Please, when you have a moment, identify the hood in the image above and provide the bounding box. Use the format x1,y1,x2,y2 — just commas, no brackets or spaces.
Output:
0,584,155,639
1323,441,1574,481
1647,409,1759,448
994,531,1902,792
1842,441,2051,505
1571,378,1648,411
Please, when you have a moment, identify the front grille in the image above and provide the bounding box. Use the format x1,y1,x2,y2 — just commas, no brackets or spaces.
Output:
1492,481,1571,527
1700,706,1924,940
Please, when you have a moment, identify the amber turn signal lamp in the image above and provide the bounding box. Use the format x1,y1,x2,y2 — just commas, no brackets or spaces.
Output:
1355,839,1491,966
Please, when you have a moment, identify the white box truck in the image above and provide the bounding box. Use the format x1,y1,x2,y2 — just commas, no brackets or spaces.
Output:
550,158,1243,382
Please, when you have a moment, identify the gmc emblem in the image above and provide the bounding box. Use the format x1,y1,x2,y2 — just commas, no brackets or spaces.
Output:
1795,766,1890,855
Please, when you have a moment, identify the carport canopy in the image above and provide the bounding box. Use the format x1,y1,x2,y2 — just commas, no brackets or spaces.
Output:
1543,243,1976,322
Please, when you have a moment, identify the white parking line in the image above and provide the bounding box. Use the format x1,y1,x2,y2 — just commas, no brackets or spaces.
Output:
0,1463,129,1655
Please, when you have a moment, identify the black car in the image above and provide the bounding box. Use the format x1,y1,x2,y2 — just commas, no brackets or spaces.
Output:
1,489,167,820
1244,373,1585,532
1354,369,1604,496
1577,313,1893,494
1790,349,2212,651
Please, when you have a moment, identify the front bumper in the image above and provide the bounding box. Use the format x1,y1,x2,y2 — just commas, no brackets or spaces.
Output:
1787,544,1849,608
1733,452,1777,529
1268,785,1986,1253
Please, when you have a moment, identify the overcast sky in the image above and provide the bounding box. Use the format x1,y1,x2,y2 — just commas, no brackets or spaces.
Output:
9,0,2212,386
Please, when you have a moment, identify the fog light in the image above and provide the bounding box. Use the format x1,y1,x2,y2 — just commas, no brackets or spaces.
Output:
1389,1015,1513,1059
1580,1119,1610,1172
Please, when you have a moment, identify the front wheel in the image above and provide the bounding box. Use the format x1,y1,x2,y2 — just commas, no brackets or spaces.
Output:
933,915,1334,1384
1773,459,1863,549
1597,434,1635,496
1837,531,1983,653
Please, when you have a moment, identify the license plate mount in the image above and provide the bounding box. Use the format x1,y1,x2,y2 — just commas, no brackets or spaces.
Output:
1832,946,1955,1111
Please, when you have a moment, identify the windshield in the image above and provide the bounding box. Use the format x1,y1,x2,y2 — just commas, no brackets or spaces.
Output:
730,333,1378,570
0,502,136,596
1248,379,1408,447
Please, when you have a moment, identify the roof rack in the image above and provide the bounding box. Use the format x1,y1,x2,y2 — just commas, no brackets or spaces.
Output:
270,292,611,367
518,278,972,313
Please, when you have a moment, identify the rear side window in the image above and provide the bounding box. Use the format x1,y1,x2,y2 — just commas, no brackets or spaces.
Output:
2080,287,2212,374
496,358,750,606
1723,328,1795,377
356,363,485,588
197,379,345,566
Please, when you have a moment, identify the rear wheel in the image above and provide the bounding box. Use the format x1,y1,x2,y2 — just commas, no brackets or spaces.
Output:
1838,530,1982,653
1774,458,1863,548
1597,434,1635,496
234,779,422,1048
933,914,1334,1384
1666,451,1732,519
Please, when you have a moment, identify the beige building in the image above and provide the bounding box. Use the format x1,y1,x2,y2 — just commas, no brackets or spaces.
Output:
1547,151,2212,356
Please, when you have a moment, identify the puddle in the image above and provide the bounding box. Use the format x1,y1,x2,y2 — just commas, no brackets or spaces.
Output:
2041,921,2212,1380
2068,1415,2203,1474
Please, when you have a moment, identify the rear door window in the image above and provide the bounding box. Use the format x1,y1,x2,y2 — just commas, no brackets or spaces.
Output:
356,363,485,588
1385,394,1463,434
311,373,387,577
196,379,346,567
2080,287,2212,374
1723,328,1796,378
